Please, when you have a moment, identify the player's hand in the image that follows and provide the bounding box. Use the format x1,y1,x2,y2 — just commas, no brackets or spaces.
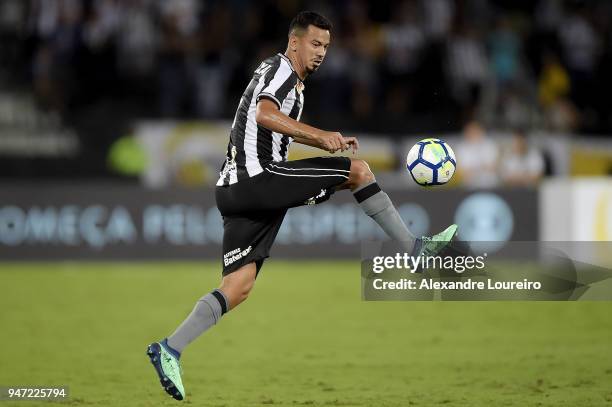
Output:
318,131,346,153
343,136,359,154
319,132,358,154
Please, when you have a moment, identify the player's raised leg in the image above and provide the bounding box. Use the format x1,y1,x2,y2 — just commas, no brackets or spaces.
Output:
339,158,457,256
147,263,257,401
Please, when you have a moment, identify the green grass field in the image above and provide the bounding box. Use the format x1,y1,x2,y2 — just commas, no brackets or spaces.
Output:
1,261,611,406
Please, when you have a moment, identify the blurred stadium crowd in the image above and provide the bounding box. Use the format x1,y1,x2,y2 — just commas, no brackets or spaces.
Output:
2,0,612,131
0,0,610,180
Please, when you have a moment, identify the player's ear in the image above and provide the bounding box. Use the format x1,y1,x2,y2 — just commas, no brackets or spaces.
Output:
288,33,298,52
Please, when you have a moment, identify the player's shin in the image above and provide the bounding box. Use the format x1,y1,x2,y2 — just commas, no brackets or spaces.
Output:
353,181,417,254
165,289,229,356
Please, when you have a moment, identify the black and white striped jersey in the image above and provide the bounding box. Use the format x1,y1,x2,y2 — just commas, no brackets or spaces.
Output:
217,53,305,186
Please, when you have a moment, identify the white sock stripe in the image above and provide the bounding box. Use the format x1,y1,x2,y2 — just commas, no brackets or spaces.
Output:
265,168,349,178
269,163,350,173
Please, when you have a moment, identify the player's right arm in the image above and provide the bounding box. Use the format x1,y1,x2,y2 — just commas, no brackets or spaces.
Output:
256,99,358,154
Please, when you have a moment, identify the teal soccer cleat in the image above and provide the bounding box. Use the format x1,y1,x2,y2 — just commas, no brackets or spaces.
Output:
147,340,185,401
417,224,458,257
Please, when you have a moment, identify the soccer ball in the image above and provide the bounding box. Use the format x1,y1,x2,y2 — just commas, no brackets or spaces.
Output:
406,138,456,186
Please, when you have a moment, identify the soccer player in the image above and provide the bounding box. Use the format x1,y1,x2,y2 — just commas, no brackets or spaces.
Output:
147,11,457,401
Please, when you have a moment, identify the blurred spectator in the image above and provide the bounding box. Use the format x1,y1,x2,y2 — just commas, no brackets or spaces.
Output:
0,0,26,84
500,129,545,186
157,0,201,117
29,0,84,113
488,16,521,87
455,120,500,188
538,51,570,107
115,0,156,78
446,24,489,118
83,0,120,51
422,0,454,41
343,1,381,118
538,51,579,132
381,1,425,115
497,85,538,130
194,3,233,118
558,4,601,110
479,15,538,130
535,0,564,33
542,96,579,132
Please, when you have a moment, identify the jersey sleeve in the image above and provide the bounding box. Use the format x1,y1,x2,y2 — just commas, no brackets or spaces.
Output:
255,61,295,109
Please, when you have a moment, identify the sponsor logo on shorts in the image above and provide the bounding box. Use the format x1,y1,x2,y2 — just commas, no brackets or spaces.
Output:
223,245,252,266
305,189,327,205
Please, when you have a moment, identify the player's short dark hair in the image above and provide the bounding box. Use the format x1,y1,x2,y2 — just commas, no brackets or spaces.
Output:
289,11,332,36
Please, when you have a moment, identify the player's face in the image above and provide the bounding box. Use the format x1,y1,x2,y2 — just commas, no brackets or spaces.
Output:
296,25,330,74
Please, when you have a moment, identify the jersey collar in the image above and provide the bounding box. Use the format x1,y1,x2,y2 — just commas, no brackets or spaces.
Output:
278,53,305,85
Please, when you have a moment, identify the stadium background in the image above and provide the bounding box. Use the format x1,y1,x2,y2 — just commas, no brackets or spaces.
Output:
1,0,611,406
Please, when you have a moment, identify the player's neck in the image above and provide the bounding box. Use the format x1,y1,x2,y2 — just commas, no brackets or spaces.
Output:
284,51,307,81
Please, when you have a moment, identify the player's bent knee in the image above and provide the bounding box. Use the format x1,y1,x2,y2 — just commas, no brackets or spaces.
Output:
350,159,375,188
